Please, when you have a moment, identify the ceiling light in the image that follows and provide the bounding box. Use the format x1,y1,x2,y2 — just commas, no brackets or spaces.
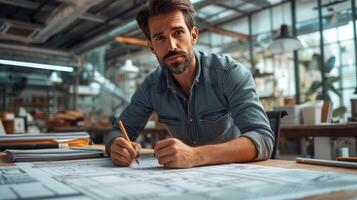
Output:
49,72,63,83
119,59,139,73
0,59,73,72
269,24,304,54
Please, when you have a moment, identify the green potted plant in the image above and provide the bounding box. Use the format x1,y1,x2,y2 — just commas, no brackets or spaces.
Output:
305,53,347,118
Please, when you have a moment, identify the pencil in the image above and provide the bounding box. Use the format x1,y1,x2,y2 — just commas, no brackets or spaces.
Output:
118,120,139,165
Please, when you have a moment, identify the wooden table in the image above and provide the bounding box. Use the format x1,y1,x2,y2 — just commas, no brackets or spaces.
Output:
1,149,356,199
280,123,357,137
279,123,357,155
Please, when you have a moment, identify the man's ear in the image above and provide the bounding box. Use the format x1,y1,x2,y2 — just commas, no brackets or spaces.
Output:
191,27,199,45
147,40,155,54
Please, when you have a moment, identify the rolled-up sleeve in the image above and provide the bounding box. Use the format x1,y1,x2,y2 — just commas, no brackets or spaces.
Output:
224,62,274,160
104,78,153,154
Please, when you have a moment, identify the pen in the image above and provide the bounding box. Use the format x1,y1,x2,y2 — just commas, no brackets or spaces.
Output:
118,120,139,165
0,143,68,151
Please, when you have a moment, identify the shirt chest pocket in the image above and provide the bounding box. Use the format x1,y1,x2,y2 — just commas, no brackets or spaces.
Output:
158,115,183,140
199,109,232,140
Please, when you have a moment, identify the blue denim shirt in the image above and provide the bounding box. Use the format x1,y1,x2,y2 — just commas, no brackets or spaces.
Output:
105,50,274,160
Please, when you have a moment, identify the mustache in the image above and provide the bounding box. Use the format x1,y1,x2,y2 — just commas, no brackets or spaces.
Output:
163,50,187,61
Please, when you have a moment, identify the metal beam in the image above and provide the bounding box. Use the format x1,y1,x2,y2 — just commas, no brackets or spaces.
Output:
114,36,147,46
195,16,250,41
79,13,124,25
208,0,290,30
0,0,53,11
0,42,71,57
194,0,226,10
94,71,130,103
291,0,301,104
72,20,139,54
72,0,231,54
351,0,357,94
216,3,247,15
208,27,251,41
0,0,109,25
318,0,328,100
32,0,104,43
80,13,107,23
0,17,44,30
0,33,31,43
240,0,270,8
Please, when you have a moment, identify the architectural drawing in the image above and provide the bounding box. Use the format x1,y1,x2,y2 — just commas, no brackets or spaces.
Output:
0,156,356,200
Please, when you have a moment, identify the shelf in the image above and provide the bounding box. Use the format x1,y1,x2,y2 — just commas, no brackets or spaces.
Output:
11,103,53,107
259,96,280,99
253,72,274,78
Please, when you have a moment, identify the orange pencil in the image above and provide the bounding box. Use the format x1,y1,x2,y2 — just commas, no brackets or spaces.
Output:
118,120,139,165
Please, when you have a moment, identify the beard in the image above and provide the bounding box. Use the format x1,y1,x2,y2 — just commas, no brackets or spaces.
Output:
158,49,194,75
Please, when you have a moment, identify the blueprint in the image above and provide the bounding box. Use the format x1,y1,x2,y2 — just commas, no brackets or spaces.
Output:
0,156,357,200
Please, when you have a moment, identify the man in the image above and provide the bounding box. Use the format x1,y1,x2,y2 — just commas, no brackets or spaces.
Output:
105,0,274,169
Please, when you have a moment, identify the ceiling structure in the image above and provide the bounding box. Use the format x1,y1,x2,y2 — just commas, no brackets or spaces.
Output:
0,0,290,69
0,0,352,110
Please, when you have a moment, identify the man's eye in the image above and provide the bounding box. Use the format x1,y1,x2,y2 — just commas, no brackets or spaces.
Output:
175,30,183,36
155,36,163,41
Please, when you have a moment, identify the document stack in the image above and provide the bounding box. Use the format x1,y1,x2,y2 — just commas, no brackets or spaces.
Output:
5,148,104,162
0,132,91,151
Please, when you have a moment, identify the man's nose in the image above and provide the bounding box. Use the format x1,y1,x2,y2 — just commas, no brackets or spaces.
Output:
167,37,177,51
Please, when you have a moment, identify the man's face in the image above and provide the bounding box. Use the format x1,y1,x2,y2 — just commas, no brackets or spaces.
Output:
147,10,198,75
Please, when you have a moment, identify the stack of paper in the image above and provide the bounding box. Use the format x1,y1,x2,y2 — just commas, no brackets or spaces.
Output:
5,148,105,162
0,132,90,148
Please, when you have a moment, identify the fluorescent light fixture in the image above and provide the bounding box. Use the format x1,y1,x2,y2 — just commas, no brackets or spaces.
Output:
0,59,74,72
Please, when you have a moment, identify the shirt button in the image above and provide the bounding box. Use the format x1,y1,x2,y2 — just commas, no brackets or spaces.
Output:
193,141,197,144
189,118,193,122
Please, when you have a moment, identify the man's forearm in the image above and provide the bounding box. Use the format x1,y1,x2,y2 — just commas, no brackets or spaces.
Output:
193,137,258,166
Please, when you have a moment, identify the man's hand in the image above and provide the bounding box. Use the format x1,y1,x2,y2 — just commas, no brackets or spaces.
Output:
154,138,197,169
110,137,141,167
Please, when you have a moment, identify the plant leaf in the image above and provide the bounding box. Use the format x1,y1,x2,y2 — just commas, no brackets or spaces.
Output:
316,93,323,100
324,56,336,73
306,81,322,96
333,106,347,118
309,53,321,70
300,60,310,70
328,85,342,97
326,76,340,85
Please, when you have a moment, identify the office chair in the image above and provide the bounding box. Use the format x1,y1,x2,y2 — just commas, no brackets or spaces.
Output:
266,110,288,159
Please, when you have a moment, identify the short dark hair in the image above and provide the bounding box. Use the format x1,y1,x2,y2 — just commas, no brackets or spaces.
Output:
136,0,196,40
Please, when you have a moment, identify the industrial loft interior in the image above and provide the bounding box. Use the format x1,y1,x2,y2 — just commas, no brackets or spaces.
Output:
0,1,357,199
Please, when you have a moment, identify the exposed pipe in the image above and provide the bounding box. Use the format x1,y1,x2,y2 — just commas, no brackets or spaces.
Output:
72,20,138,54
